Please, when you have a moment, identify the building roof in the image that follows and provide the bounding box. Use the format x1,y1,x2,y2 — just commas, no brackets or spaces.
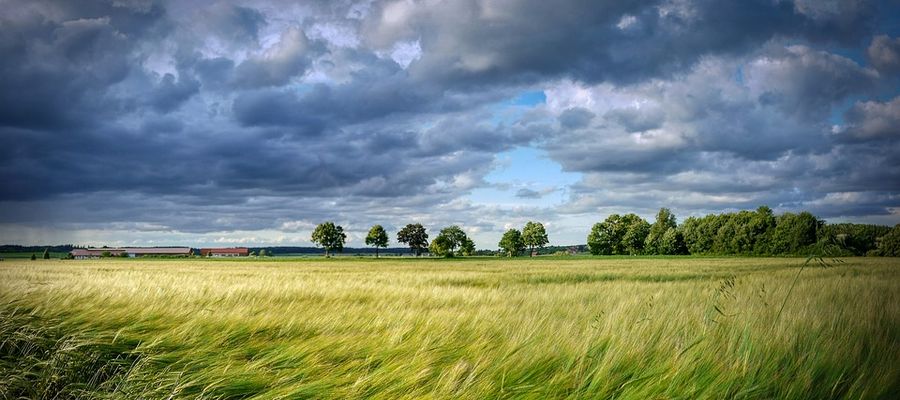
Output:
71,247,191,255
123,247,191,254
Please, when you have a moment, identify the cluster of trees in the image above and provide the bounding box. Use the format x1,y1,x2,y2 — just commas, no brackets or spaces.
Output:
311,222,490,258
588,206,900,257
587,208,686,255
498,221,550,257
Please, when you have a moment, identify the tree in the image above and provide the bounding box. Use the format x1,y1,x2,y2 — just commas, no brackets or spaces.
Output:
587,218,617,255
645,208,677,255
659,228,688,255
42,248,50,259
770,212,820,254
522,221,549,256
459,237,476,256
429,226,470,257
311,222,346,257
499,229,525,257
587,214,649,255
621,214,651,255
870,224,900,256
259,249,268,257
397,223,429,256
365,225,389,257
30,253,36,261
429,234,454,257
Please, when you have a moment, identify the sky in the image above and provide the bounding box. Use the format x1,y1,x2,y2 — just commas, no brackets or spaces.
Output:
1,0,899,248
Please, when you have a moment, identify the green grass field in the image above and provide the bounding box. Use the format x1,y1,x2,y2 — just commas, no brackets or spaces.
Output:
1,257,898,399
0,251,69,259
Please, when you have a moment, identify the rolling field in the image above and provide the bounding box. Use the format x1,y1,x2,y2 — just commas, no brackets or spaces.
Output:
0,257,898,399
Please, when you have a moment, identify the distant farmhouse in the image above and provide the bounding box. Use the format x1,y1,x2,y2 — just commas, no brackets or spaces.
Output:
200,248,250,257
71,247,192,259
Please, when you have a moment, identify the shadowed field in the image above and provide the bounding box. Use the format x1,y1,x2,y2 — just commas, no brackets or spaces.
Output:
1,257,898,399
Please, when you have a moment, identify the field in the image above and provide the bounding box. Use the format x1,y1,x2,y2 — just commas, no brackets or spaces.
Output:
1,257,898,399
0,252,69,259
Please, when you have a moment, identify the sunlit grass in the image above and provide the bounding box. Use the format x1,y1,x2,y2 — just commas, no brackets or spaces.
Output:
1,257,898,399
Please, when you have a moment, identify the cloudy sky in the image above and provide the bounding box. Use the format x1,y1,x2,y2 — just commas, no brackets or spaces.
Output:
1,0,899,248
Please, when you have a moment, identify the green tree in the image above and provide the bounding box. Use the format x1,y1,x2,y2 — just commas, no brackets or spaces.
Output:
589,214,650,255
397,223,429,256
587,216,618,255
42,248,50,259
259,249,268,257
522,221,549,256
440,226,467,248
459,237,476,256
822,223,891,256
870,224,900,256
499,229,525,257
311,222,346,257
621,214,651,255
429,234,454,257
770,212,820,255
365,225,389,258
645,208,677,255
659,228,688,255
30,253,36,261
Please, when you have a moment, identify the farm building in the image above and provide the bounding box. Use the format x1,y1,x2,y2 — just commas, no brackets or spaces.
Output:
200,248,250,257
70,247,192,259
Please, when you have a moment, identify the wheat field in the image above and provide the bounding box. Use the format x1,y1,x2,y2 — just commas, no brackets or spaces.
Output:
0,257,898,399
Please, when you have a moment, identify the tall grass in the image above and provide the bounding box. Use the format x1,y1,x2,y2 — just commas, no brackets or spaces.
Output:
1,257,898,399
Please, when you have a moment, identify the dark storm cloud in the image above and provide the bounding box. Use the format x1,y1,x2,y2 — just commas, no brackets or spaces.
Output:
365,0,878,88
1,0,899,245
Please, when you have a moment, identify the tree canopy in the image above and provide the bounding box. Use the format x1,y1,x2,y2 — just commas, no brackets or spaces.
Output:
397,223,429,256
365,225,389,257
429,226,472,257
522,221,549,257
587,214,649,255
311,222,346,257
499,229,525,257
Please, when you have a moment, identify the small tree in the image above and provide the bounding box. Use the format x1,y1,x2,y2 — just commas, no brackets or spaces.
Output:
259,249,268,257
429,226,472,257
30,253,36,261
522,221,549,256
365,225,389,257
499,229,524,257
397,223,429,256
429,234,454,257
311,222,347,257
42,248,50,259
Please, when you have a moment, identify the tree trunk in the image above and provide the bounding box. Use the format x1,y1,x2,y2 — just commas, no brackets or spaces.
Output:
325,249,329,258
376,248,379,258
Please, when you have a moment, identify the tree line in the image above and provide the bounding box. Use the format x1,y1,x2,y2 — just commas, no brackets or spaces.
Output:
587,206,900,257
311,221,550,257
310,206,900,258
